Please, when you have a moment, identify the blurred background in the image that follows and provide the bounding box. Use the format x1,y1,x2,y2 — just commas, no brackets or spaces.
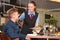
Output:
0,0,60,31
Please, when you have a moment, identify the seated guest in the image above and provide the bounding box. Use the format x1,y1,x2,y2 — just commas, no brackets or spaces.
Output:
3,8,26,40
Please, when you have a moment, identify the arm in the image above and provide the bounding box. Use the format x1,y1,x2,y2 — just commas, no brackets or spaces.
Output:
19,13,25,27
3,26,19,40
7,26,19,38
35,14,40,28
19,12,25,21
18,20,24,27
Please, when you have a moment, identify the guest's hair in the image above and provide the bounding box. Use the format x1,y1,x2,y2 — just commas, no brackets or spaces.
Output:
7,8,18,18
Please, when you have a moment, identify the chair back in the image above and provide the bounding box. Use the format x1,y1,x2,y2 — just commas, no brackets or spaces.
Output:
0,32,11,40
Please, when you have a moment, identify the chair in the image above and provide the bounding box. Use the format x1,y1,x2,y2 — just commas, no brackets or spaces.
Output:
0,32,20,40
0,32,11,40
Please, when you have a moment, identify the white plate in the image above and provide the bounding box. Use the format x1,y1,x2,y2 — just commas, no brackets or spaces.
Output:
27,34,37,36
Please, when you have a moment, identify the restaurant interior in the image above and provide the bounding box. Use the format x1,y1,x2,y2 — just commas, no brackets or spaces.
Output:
0,0,60,40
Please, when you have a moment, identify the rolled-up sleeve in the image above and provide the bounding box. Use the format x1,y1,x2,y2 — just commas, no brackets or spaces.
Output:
19,12,25,21
36,15,40,24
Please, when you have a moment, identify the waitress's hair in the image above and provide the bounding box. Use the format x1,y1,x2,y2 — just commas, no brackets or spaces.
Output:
30,1,36,7
27,1,37,11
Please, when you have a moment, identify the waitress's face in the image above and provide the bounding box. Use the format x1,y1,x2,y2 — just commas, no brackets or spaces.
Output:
28,3,36,12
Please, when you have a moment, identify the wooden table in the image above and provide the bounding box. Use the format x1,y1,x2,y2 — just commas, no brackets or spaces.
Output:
26,34,60,40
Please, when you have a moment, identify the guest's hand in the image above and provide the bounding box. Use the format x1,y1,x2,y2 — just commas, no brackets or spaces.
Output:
13,38,19,40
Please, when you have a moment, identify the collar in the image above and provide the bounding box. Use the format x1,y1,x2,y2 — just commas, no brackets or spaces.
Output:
28,10,35,15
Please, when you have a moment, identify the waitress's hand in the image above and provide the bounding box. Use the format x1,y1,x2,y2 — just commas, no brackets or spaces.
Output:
35,23,39,28
18,20,24,27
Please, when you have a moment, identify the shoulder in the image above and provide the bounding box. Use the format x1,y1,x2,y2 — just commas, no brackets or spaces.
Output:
5,20,13,27
24,11,28,14
21,11,28,15
35,12,39,14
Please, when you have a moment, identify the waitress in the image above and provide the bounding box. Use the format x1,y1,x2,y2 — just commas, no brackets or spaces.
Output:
19,1,40,35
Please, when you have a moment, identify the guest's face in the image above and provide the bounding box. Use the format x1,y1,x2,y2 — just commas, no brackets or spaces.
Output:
11,12,19,20
28,3,36,12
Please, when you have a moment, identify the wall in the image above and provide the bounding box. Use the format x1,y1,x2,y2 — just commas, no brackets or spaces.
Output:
36,9,45,26
37,9,60,27
1,0,10,3
49,12,60,27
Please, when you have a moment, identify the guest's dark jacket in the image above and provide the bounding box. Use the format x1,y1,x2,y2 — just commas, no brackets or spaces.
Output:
3,20,20,38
